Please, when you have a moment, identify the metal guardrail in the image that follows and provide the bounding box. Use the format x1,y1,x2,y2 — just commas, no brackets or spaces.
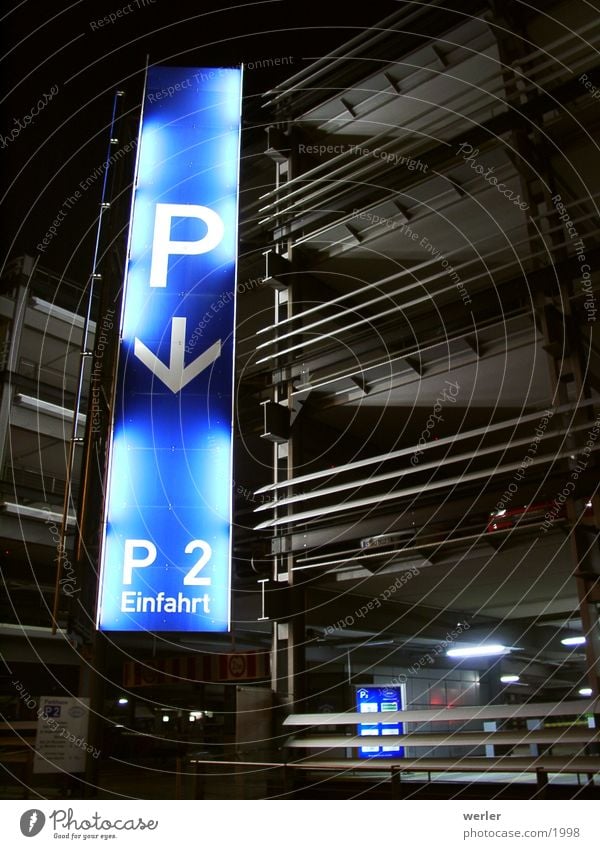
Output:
282,698,600,726
182,754,600,800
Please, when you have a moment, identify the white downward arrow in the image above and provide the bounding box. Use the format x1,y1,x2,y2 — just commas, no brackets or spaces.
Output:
134,317,221,393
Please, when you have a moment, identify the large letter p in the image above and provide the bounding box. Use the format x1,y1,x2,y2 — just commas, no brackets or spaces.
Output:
149,203,225,287
123,539,157,584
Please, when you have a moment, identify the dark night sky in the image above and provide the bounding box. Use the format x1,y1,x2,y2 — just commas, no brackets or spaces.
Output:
1,0,396,281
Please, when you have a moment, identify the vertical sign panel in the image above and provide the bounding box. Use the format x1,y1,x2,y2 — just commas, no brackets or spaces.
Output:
33,697,91,773
96,66,242,632
356,686,404,758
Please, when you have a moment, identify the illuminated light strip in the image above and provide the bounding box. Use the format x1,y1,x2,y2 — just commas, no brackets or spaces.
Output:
262,43,600,216
330,332,532,401
291,521,569,573
282,699,600,726
263,12,598,150
254,422,591,513
267,50,600,228
262,77,515,214
1,502,76,526
30,296,95,331
447,644,510,658
287,312,526,396
254,444,600,530
285,729,600,747
254,224,600,364
254,398,597,495
255,204,600,340
14,393,87,424
263,1,446,106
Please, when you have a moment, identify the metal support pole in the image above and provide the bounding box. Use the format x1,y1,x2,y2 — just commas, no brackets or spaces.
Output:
0,274,33,478
535,767,548,798
492,1,600,708
391,766,402,799
51,90,126,633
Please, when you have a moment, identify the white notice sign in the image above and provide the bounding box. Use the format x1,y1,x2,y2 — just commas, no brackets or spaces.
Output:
33,696,91,774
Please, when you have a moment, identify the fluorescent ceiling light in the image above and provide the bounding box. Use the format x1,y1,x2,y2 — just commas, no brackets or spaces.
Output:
30,296,92,329
14,393,86,424
500,674,520,683
447,644,510,658
0,622,69,638
578,687,593,697
561,636,586,646
0,503,76,526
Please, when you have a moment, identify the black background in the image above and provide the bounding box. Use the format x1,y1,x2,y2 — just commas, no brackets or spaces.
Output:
1,0,396,280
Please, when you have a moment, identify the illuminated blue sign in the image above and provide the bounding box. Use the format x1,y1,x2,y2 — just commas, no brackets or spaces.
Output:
356,686,404,758
96,65,242,632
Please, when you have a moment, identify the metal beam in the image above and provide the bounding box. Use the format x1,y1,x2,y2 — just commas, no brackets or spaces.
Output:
283,698,599,726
